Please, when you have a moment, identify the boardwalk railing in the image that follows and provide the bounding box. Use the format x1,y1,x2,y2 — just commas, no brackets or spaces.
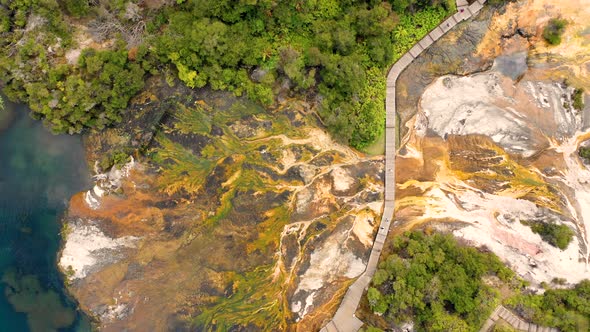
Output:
321,1,487,331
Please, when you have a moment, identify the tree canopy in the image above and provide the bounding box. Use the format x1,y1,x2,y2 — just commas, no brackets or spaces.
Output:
507,280,590,332
0,0,153,133
0,0,453,146
152,0,451,148
365,231,515,331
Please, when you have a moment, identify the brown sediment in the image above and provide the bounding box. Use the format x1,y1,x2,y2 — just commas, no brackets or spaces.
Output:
68,170,171,237
524,148,568,174
396,135,447,183
295,278,354,332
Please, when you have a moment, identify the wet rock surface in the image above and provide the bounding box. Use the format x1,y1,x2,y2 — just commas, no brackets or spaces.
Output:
395,0,590,286
396,6,496,138
59,82,384,331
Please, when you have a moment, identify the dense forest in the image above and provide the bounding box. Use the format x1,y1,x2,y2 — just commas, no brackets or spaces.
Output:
363,231,590,331
0,0,454,147
364,231,515,331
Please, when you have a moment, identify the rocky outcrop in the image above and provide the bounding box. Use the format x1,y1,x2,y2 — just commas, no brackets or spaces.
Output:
395,0,590,286
59,86,384,331
396,5,497,139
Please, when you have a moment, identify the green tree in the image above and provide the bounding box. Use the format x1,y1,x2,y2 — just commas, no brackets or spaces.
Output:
391,0,414,13
367,287,388,315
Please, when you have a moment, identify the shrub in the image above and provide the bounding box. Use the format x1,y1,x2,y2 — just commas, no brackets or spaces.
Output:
580,146,590,160
543,18,567,45
522,220,573,250
573,88,585,111
492,322,517,332
64,0,89,17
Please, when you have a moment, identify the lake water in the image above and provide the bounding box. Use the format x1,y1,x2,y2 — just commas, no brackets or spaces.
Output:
0,98,92,331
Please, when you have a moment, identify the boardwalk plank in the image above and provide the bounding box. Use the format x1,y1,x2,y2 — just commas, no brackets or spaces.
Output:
470,1,484,14
419,34,434,49
409,44,424,58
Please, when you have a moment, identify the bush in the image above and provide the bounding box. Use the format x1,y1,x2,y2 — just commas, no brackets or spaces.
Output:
543,18,567,45
98,150,132,171
522,220,574,250
492,322,517,332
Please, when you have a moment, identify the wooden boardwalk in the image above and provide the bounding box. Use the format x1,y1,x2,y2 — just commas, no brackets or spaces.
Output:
480,306,559,332
320,1,487,331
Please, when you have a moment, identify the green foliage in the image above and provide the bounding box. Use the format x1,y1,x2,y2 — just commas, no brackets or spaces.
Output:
543,18,567,45
153,0,451,148
98,150,131,171
111,151,131,166
521,220,574,250
390,0,454,13
0,95,4,111
367,287,388,315
492,322,518,332
364,327,385,332
41,48,144,133
506,280,590,332
367,231,514,331
64,0,89,17
573,88,585,111
580,146,590,161
1,39,147,133
391,6,448,59
1,0,451,146
0,0,151,134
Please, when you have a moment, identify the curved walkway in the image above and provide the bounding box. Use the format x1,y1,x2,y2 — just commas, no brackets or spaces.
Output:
321,1,487,331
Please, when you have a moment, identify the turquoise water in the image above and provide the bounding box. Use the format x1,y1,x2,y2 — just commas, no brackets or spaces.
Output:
0,98,92,331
